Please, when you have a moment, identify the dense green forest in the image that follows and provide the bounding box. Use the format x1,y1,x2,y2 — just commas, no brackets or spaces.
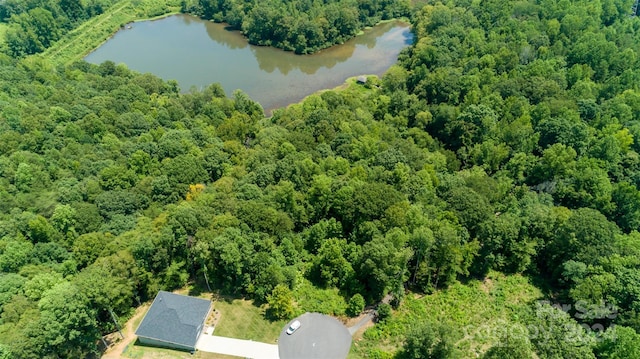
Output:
183,0,411,53
0,0,410,58
0,0,122,57
1,0,640,358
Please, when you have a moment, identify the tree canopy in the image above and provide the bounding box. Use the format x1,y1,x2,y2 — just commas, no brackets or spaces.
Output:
1,0,640,357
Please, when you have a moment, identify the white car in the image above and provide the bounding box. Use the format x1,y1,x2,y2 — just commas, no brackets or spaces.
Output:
286,320,301,335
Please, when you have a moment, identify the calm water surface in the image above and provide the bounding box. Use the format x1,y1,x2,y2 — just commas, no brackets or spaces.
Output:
85,14,413,112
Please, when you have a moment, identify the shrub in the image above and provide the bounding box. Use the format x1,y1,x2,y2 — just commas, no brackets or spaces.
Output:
377,303,392,322
347,293,366,317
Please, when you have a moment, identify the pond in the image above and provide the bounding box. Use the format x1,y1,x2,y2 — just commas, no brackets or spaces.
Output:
84,14,413,112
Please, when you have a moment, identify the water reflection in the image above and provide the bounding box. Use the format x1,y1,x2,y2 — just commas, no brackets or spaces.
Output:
201,19,249,51
84,14,413,111
199,18,403,75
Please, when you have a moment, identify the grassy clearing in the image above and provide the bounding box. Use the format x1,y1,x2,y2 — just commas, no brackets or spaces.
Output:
332,75,381,94
122,340,192,359
348,272,543,359
293,278,348,316
119,273,541,359
212,298,286,343
122,296,251,359
271,75,379,116
122,340,238,359
41,0,180,67
314,75,379,97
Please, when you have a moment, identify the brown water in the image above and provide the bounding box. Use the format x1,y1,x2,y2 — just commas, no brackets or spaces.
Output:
85,14,413,112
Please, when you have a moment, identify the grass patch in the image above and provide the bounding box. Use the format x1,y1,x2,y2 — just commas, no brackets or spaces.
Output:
122,340,192,359
123,339,238,359
213,298,286,343
40,0,180,67
349,272,543,359
270,74,379,117
294,278,348,316
131,309,147,331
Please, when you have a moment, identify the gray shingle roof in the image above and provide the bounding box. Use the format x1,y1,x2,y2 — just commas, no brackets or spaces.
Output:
135,291,211,349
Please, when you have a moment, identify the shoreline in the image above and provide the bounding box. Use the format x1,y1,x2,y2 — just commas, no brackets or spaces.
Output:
356,17,411,36
38,7,405,118
79,14,408,117
43,4,411,66
40,0,180,66
265,75,379,118
81,11,181,59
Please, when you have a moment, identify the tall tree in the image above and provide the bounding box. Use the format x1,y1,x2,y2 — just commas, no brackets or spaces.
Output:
37,282,100,358
400,321,457,359
267,284,295,320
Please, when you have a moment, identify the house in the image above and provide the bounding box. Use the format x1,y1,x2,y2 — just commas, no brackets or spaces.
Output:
357,75,367,84
135,291,212,352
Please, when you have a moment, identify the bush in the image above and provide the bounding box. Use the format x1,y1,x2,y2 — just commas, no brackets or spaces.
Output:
347,293,366,317
399,322,456,359
294,280,347,316
377,303,392,322
267,284,295,320
368,349,394,359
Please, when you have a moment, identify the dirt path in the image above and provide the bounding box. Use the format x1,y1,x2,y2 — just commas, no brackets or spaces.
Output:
102,304,149,359
347,294,393,336
348,310,376,335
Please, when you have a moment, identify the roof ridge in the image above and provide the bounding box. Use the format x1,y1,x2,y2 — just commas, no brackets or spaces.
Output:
168,306,199,328
159,291,204,328
135,291,211,349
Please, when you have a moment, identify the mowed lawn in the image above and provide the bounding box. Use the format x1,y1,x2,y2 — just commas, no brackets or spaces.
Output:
119,294,284,358
213,299,287,343
124,343,242,359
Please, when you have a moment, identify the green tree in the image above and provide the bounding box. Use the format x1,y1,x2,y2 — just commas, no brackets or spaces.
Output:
37,282,100,358
409,225,435,290
11,8,61,55
400,322,457,359
544,208,620,280
23,272,64,301
312,238,356,289
164,260,189,289
75,251,137,315
477,213,537,274
529,303,596,359
483,331,535,359
14,162,33,192
267,284,295,320
0,344,11,359
51,204,77,242
59,0,86,22
429,220,478,289
611,182,640,232
595,326,640,359
200,227,253,290
26,215,58,243
376,302,391,322
72,232,112,268
443,185,492,238
347,293,365,317
0,273,27,310
358,232,412,301
0,240,33,272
